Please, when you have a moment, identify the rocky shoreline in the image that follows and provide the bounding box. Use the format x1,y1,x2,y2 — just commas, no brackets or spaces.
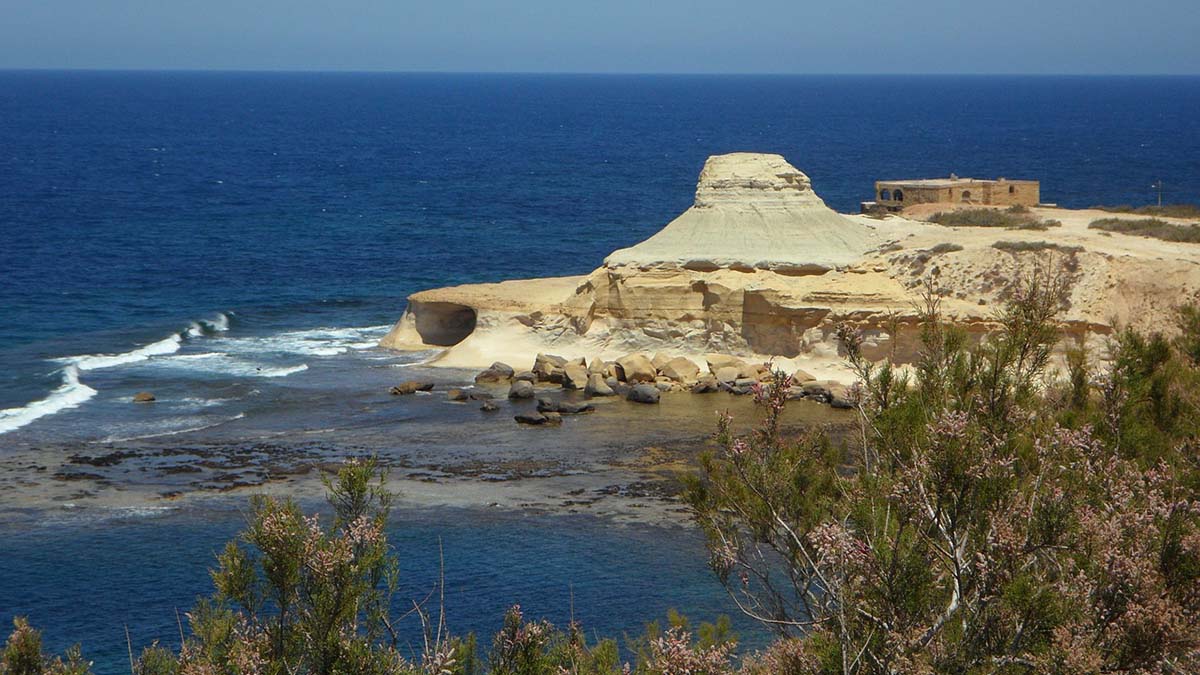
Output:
388,351,854,427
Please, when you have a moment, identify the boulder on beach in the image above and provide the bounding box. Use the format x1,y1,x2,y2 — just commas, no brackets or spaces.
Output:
585,373,615,397
626,384,661,404
659,356,700,383
391,381,434,395
508,380,535,399
561,363,588,390
715,366,740,384
515,412,560,426
691,374,719,393
533,353,568,383
616,354,656,383
474,362,515,383
132,392,156,403
480,400,500,412
651,352,672,371
706,354,745,374
446,389,470,401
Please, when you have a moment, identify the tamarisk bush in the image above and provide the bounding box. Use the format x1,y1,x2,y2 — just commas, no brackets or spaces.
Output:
685,269,1200,674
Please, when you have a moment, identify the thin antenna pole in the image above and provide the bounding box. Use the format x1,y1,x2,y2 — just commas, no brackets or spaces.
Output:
1152,179,1164,208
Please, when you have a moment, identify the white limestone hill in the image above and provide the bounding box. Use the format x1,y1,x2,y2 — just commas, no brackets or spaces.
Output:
604,153,876,274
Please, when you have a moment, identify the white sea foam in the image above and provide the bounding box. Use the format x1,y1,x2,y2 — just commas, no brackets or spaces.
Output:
99,412,246,443
63,333,183,371
185,313,232,338
0,366,97,434
146,354,308,378
209,324,389,358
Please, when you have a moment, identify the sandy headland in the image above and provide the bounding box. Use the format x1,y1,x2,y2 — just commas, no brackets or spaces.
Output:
381,152,1200,385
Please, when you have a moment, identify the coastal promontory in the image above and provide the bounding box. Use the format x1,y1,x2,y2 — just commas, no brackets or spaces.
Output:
381,152,1200,380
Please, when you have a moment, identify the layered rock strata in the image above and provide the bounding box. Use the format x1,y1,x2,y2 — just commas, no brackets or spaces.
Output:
381,153,1200,381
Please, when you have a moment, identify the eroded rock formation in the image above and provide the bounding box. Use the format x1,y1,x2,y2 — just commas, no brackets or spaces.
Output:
381,153,1200,381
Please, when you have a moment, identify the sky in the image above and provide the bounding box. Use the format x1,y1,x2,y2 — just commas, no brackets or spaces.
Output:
3,0,1199,74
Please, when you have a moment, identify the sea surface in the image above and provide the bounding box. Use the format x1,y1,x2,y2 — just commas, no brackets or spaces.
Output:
2,72,1200,670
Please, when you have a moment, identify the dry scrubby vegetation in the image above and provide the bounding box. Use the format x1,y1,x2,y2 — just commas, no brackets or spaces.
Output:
1092,204,1200,220
7,267,1200,675
1088,217,1200,243
929,205,1062,231
991,240,1083,255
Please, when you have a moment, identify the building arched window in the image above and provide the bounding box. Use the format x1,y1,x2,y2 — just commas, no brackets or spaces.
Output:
880,189,892,201
894,189,904,202
961,190,972,202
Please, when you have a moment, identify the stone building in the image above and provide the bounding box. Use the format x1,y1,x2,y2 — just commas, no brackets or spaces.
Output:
864,175,1040,212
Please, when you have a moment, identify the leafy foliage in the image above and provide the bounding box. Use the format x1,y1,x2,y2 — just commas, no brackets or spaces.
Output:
686,269,1200,674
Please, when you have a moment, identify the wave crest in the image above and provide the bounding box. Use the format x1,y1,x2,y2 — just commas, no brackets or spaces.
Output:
0,366,97,434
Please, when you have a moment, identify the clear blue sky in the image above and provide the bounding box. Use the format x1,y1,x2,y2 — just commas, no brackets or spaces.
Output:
4,0,1198,74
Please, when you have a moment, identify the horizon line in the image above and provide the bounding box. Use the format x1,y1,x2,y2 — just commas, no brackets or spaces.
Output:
1,67,1198,78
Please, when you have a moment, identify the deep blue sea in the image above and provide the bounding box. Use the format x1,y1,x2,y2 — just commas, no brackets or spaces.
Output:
2,73,1199,438
2,72,1199,670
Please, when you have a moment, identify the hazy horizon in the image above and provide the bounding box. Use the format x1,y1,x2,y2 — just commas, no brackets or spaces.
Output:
4,0,1198,75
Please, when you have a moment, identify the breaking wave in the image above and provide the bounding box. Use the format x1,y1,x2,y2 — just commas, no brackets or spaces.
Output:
185,312,233,338
0,366,97,434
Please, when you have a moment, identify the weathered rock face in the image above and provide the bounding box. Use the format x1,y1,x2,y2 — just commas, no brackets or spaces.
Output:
605,153,876,274
380,152,1200,381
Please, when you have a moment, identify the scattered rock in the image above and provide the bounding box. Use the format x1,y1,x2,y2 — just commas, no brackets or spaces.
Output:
655,381,672,392
706,354,745,374
587,359,607,375
734,377,757,389
585,373,615,397
659,356,700,383
445,389,470,401
828,384,855,409
474,362,515,383
691,375,719,393
468,391,493,401
801,381,835,402
390,381,434,395
508,380,535,399
626,384,661,404
792,369,816,383
557,401,595,414
615,354,657,383
514,371,536,382
715,366,740,384
651,352,672,371
132,392,156,403
515,412,557,425
480,400,500,412
533,353,568,383
740,363,771,381
561,363,589,390
536,397,560,413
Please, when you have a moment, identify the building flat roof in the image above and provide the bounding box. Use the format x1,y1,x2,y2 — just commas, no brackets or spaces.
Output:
877,177,1037,188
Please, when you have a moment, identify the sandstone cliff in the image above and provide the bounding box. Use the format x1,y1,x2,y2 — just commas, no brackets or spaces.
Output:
380,153,1200,381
